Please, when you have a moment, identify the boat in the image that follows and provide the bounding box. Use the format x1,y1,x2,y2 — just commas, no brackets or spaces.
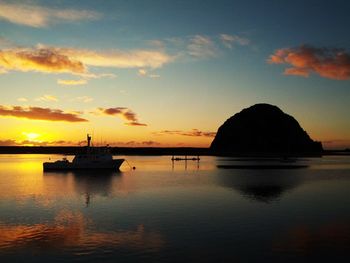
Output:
43,134,124,171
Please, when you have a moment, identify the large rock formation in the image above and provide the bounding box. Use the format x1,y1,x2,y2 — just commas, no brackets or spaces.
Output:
210,104,322,155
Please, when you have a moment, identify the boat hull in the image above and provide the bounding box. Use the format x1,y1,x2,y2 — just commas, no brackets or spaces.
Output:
43,159,124,171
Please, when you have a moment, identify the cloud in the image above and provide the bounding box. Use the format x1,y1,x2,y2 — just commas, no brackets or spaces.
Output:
81,73,117,79
138,68,147,76
126,122,147,127
187,35,217,58
0,45,173,76
98,107,147,126
72,96,93,103
0,139,17,146
154,129,216,137
57,79,87,86
35,95,58,102
17,97,28,102
220,34,250,49
0,2,101,28
149,74,160,78
0,105,87,122
0,47,85,74
268,45,350,80
25,140,75,146
1,139,75,146
57,46,173,69
137,68,160,78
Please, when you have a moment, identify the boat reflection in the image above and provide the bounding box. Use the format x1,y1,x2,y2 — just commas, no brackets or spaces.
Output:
43,170,121,206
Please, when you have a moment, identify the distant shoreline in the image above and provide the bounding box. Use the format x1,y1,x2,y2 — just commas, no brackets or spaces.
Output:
0,146,348,156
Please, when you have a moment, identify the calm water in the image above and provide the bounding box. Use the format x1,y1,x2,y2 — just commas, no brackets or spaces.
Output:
0,155,350,262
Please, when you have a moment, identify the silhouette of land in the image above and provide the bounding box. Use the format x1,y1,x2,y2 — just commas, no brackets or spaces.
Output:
211,103,323,156
0,146,348,156
0,146,210,156
1,104,349,156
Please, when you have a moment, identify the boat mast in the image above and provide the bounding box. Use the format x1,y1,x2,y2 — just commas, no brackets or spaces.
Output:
87,134,92,148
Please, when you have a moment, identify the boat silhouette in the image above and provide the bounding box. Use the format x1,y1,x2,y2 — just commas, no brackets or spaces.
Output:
43,134,124,171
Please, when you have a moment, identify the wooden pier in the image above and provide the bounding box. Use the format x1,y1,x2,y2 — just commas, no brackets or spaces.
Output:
171,155,200,161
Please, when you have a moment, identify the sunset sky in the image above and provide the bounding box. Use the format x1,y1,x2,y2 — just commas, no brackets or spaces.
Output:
0,0,349,148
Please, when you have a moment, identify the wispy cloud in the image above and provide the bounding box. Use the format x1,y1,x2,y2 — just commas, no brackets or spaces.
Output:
35,95,58,102
0,2,101,28
149,74,160,78
97,107,147,126
0,45,173,76
268,45,350,80
138,68,147,76
57,79,87,86
17,97,28,102
72,96,93,103
187,35,217,58
57,46,173,69
219,34,250,49
137,68,160,78
0,105,87,122
154,129,216,137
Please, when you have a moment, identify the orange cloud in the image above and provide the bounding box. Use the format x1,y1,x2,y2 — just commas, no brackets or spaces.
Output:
0,105,87,122
268,45,350,80
154,129,216,137
0,47,85,74
0,139,17,146
126,122,148,127
98,107,147,126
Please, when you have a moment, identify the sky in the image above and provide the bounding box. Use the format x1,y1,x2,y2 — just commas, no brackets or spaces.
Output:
0,0,349,149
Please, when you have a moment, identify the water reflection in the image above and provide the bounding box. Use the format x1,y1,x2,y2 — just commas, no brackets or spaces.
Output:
273,221,350,258
0,210,165,252
43,171,120,206
217,170,303,202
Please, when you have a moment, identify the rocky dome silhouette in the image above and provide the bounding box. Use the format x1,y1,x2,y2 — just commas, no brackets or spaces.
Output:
210,104,322,155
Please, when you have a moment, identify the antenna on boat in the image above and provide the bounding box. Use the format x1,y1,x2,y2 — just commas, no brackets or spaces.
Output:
87,134,92,147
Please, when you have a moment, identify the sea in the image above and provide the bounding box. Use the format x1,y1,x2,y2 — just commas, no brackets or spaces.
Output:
0,154,349,262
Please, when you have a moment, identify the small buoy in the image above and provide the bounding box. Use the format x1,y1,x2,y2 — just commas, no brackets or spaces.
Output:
133,166,136,170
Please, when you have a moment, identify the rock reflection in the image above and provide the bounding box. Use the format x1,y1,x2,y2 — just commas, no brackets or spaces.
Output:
218,169,303,202
0,210,165,252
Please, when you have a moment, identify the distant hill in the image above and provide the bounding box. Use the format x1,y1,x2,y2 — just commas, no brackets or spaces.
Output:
210,103,323,156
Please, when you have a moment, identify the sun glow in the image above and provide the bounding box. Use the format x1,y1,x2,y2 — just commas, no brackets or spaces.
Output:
22,132,40,141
